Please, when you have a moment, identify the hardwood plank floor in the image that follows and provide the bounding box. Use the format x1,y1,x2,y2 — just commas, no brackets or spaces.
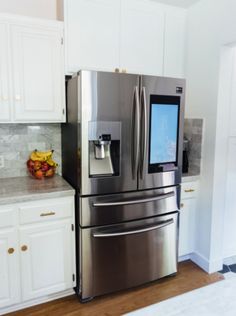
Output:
7,261,224,316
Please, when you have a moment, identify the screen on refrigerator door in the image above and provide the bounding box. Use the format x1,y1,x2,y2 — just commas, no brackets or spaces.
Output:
148,95,180,173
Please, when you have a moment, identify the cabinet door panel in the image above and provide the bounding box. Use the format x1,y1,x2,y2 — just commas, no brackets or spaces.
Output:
164,9,186,78
179,198,196,257
120,0,165,76
20,220,73,301
0,229,20,308
0,22,11,122
65,0,120,73
11,25,65,122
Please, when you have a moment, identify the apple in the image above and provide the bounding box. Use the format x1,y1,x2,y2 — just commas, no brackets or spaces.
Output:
34,169,44,179
45,168,54,178
41,162,49,172
33,161,41,171
27,159,34,169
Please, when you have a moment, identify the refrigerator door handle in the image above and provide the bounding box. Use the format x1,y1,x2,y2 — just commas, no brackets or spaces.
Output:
92,219,174,238
93,191,175,207
131,86,140,179
140,86,147,179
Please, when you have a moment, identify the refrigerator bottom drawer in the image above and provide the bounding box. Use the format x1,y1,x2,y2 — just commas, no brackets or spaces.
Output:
79,212,178,300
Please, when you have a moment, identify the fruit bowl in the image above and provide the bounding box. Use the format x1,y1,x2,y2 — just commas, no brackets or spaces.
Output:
27,150,58,180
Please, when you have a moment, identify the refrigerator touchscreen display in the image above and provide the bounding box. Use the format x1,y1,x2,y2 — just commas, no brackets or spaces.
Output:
149,95,180,173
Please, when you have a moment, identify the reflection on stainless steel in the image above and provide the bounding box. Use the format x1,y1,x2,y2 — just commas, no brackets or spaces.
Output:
62,70,185,301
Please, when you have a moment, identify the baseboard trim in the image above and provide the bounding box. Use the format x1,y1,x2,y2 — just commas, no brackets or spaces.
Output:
178,254,191,262
0,289,75,315
190,252,223,273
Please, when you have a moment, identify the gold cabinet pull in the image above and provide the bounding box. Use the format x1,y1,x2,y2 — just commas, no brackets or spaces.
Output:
8,248,15,254
114,68,120,73
21,245,28,252
40,211,56,217
184,189,195,193
180,203,184,208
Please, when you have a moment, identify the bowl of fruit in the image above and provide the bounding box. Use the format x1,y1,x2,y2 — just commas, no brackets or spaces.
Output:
27,150,58,180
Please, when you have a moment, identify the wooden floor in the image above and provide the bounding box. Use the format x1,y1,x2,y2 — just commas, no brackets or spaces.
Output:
7,261,224,316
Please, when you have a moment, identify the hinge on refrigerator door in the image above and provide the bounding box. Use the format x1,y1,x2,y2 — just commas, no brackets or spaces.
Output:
72,273,75,282
71,223,74,231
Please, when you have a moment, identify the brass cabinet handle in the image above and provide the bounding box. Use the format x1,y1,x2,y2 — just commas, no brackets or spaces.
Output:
8,248,15,254
114,68,120,73
40,211,56,217
21,245,28,252
184,189,195,193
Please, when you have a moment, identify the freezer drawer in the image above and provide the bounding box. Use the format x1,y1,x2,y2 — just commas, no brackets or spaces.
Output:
79,186,179,227
79,212,178,300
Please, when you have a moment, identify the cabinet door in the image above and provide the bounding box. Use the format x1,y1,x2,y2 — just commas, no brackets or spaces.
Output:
120,0,165,76
20,219,74,301
10,24,65,122
0,22,11,122
179,198,196,257
164,8,187,79
65,0,120,73
0,229,20,308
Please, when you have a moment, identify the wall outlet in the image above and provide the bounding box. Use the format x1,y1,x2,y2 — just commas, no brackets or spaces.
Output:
0,156,4,168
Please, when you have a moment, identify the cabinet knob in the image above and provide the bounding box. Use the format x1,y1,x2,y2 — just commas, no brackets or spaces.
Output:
15,95,21,101
8,248,15,254
121,69,127,73
21,245,28,252
180,203,184,208
114,68,120,73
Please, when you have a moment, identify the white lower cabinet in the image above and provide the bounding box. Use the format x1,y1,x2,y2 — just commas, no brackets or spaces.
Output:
0,196,75,312
0,229,20,309
179,181,198,257
178,198,196,257
20,219,74,301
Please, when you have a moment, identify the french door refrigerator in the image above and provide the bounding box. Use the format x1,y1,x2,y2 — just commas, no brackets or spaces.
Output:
62,70,185,301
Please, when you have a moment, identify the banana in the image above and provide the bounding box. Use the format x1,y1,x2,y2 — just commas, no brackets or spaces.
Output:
30,150,53,162
47,158,58,167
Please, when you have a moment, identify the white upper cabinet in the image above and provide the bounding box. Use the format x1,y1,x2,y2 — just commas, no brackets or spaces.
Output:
164,8,187,78
0,22,11,121
63,0,187,77
120,0,164,76
0,14,65,123
11,24,65,122
65,0,120,73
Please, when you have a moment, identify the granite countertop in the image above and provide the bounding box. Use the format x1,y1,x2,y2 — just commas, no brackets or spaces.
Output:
0,175,75,205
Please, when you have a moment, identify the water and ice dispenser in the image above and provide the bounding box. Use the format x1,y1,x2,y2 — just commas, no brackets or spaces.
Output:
88,121,121,177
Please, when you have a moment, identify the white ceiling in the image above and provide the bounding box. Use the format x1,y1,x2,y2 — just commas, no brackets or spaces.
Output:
151,0,201,8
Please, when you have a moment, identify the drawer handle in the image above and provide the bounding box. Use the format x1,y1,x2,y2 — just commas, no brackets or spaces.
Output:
184,189,195,193
8,248,15,254
40,211,56,217
21,245,28,252
93,219,174,238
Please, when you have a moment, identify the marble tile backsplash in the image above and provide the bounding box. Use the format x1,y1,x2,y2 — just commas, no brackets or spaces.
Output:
184,118,203,176
0,124,61,178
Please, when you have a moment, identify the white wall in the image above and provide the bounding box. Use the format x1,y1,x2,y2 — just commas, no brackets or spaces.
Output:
186,0,236,272
0,0,57,19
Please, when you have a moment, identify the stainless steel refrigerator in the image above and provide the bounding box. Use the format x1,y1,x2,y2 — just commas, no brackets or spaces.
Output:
62,70,185,301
